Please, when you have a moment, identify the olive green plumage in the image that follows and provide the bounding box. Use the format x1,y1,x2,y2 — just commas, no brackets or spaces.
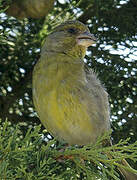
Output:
33,20,110,145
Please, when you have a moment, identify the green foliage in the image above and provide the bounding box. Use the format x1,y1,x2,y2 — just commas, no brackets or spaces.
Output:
0,120,137,179
0,0,11,12
0,0,137,178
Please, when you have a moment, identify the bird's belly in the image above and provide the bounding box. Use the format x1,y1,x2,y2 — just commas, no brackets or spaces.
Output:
34,84,109,145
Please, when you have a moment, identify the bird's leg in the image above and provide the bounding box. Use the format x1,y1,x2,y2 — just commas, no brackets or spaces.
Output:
55,144,74,162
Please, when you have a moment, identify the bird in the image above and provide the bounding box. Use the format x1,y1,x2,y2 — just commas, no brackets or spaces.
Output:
33,20,137,179
33,20,110,145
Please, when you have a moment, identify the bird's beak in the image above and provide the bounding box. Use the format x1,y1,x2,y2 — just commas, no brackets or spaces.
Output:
77,32,97,47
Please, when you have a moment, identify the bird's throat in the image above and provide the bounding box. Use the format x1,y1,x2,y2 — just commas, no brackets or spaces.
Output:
63,44,86,59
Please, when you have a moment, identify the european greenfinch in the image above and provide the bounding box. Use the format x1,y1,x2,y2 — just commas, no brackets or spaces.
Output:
33,20,110,145
33,20,137,179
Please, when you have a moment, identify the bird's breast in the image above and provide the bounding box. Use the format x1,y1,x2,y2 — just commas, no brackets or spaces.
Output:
33,59,110,145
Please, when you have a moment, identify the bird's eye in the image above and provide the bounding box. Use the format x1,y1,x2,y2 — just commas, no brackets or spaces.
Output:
67,28,77,34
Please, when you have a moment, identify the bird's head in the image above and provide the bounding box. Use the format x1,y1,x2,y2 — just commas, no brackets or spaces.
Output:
44,20,96,59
